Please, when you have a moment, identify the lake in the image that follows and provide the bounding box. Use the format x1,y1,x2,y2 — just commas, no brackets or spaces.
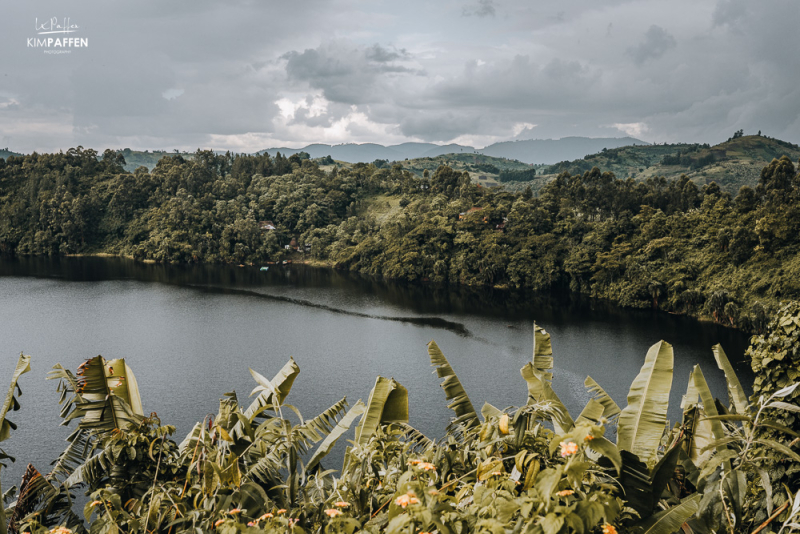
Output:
0,256,753,490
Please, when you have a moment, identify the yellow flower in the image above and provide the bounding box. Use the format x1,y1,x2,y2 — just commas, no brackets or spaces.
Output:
419,462,436,471
602,524,617,534
559,441,579,457
556,489,574,497
395,491,420,508
334,501,350,508
214,519,225,528
325,508,342,517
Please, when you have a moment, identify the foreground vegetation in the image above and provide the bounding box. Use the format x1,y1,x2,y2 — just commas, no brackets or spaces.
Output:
3,304,800,533
3,144,800,329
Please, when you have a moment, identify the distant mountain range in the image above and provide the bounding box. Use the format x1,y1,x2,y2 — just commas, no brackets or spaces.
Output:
257,137,647,165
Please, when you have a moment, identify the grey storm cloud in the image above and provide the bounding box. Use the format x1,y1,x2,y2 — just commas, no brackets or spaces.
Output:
628,25,677,66
1,0,800,152
463,0,496,18
282,42,419,106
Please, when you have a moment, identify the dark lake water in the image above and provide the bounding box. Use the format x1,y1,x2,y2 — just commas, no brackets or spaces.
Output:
0,256,754,491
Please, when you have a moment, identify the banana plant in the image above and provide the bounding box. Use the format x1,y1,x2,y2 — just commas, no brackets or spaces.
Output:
1,354,31,534
519,324,574,433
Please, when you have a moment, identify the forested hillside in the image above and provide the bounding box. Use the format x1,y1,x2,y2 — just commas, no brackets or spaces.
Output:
519,135,800,195
2,146,800,330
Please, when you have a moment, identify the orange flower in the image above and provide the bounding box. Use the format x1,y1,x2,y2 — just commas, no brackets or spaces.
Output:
584,434,595,441
89,500,102,507
490,471,503,477
428,489,439,495
262,513,273,519
50,528,74,534
325,508,342,517
334,501,350,508
277,509,287,514
559,441,578,457
602,524,617,534
214,519,225,528
395,491,420,508
228,508,243,515
556,489,574,497
419,462,436,471
247,522,255,527
408,459,421,465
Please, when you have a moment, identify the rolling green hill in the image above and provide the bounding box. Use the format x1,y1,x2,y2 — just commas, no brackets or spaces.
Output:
117,148,196,172
0,148,22,160
508,135,800,194
396,152,539,188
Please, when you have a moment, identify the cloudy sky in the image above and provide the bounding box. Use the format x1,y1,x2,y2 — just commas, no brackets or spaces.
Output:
1,0,799,153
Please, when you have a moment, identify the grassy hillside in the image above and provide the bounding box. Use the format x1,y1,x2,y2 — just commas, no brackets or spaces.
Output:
511,135,800,194
397,153,538,188
0,148,22,160
117,148,196,172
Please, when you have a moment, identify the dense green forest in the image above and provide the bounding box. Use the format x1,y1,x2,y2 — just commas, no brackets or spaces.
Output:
2,145,800,331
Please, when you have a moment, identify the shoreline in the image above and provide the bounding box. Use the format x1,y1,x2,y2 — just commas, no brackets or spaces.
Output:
44,251,748,333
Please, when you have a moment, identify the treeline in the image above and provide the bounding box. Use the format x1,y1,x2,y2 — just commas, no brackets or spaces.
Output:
2,147,800,330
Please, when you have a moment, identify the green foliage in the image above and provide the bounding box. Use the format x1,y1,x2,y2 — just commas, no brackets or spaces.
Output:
5,146,800,332
6,310,800,533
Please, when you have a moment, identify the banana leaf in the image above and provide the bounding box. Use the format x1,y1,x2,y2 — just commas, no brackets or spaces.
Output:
617,340,674,465
584,376,621,420
48,356,143,432
691,365,726,457
1,354,30,534
576,398,605,426
292,397,349,453
0,354,31,444
634,493,701,534
712,344,749,416
354,376,409,446
9,464,84,534
520,327,574,433
246,358,300,418
428,340,478,428
306,399,366,471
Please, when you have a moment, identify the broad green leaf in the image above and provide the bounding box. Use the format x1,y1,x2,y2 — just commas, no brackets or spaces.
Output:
767,401,800,413
587,436,622,475
481,402,502,422
533,323,552,356
428,340,478,428
634,493,701,534
617,341,674,465
0,353,31,443
712,344,748,416
691,365,727,456
584,376,621,419
48,356,143,432
246,357,300,417
520,326,574,433
307,400,365,471
354,376,408,446
754,438,800,463
576,398,605,426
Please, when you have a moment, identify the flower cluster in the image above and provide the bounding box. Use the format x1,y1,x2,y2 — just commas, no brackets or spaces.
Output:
395,491,420,508
559,441,579,457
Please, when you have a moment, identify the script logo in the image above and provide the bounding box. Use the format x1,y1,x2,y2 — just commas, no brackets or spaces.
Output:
27,17,88,54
